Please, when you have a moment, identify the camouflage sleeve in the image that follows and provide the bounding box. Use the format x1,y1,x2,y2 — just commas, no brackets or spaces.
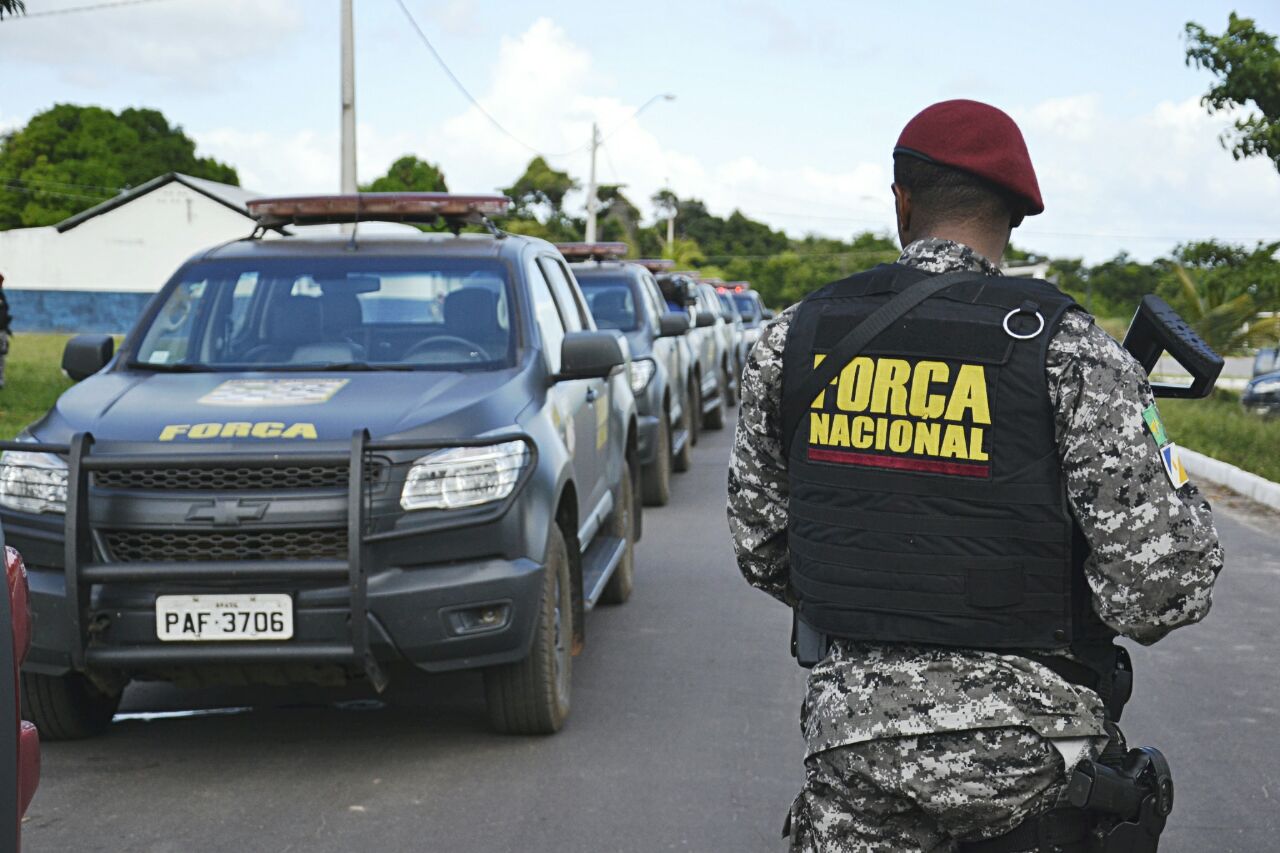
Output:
727,307,796,604
1047,311,1224,645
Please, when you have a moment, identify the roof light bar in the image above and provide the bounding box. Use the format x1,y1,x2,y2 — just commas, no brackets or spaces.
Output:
635,258,675,272
727,281,752,292
555,242,630,261
246,193,511,228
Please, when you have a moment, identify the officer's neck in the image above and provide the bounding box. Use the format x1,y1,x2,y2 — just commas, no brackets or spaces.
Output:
912,225,1009,268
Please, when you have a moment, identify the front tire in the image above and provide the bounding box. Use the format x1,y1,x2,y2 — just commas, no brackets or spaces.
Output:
22,671,122,741
599,464,635,605
484,525,574,734
703,381,726,431
640,415,672,506
673,398,693,473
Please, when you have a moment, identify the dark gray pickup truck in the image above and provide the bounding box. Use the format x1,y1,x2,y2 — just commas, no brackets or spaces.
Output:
1,193,640,739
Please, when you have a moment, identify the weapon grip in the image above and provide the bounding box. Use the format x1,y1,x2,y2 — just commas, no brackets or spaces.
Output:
1121,295,1224,399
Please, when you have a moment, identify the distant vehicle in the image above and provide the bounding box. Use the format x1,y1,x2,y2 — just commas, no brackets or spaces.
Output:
1242,369,1280,416
560,244,695,506
2,536,39,851
724,284,766,352
658,273,728,430
698,282,741,409
1,193,640,738
1253,347,1277,378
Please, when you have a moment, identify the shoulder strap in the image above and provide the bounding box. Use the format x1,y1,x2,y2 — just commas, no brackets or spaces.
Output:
786,269,988,446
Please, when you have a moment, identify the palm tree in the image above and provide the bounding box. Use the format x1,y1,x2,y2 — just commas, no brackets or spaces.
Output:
0,1,25,19
1173,265,1280,354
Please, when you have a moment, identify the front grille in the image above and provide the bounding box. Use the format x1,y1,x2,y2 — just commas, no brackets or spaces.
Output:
94,463,383,492
105,529,348,562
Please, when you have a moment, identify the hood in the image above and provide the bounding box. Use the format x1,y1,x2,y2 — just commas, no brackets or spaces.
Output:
30,368,530,448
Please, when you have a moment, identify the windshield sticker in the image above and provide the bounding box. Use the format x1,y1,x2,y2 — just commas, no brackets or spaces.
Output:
160,422,318,441
147,351,171,365
199,379,349,407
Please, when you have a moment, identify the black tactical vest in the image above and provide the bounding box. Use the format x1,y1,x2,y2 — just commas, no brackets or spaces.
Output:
781,263,1117,665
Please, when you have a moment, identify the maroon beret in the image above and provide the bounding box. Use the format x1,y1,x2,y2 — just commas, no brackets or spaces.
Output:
894,99,1043,216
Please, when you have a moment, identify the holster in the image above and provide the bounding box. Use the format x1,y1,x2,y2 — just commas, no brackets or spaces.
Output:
959,743,1174,853
791,612,829,668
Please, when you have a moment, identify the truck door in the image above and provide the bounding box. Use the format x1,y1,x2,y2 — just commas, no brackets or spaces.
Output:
537,256,609,516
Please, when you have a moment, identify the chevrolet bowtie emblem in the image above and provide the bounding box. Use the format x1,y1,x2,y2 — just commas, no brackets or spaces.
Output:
185,498,269,526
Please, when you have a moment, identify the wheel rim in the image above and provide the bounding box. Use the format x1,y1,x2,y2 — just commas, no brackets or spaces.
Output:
552,564,570,708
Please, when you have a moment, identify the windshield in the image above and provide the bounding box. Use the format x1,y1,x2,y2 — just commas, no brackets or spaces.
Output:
132,257,514,371
716,293,739,319
733,293,761,321
578,276,640,331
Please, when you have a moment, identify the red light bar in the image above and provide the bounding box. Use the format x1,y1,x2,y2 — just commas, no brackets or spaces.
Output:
555,242,630,261
634,258,675,272
727,281,751,292
246,193,511,227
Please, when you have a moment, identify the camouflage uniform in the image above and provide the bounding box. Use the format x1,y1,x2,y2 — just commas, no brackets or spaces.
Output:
728,238,1224,852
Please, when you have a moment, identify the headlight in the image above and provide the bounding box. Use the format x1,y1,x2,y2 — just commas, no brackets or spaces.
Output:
0,450,68,514
400,440,530,511
1250,378,1280,395
629,358,656,394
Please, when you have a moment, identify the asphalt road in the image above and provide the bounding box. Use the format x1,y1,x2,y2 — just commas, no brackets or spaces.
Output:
21,415,1279,852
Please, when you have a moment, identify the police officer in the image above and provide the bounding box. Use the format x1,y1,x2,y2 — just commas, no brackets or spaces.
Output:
727,99,1223,852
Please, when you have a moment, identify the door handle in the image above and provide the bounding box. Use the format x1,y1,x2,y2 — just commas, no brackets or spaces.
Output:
585,387,600,403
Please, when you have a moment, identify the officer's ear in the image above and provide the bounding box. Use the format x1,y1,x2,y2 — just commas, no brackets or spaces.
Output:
892,183,913,242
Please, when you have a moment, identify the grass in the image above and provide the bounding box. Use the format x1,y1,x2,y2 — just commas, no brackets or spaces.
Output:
1160,390,1280,483
0,334,74,440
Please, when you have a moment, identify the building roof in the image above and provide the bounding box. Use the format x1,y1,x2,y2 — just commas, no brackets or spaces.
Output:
55,172,260,233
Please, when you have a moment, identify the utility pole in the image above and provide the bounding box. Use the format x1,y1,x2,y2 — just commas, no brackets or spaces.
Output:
340,0,357,195
665,179,675,247
584,122,600,243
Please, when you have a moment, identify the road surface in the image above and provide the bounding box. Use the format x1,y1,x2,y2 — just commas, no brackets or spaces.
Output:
21,416,1278,852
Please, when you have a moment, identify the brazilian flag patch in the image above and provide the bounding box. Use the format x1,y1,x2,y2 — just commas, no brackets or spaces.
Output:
1144,404,1189,489
1142,405,1169,447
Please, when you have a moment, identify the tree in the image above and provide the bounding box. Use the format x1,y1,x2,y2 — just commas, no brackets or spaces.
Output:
1171,265,1280,354
0,1,24,19
359,155,447,193
0,104,239,228
1185,14,1280,172
502,156,578,220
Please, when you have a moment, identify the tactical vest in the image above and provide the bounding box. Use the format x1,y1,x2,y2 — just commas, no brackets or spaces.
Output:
781,263,1117,669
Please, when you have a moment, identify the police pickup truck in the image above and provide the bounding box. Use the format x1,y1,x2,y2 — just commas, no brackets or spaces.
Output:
559,244,694,506
657,272,728,431
1,193,639,738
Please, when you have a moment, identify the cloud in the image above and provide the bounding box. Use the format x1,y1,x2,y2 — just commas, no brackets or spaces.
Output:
184,17,1280,264
0,0,304,86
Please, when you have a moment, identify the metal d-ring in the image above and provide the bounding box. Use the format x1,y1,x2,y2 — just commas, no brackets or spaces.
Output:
1003,308,1045,340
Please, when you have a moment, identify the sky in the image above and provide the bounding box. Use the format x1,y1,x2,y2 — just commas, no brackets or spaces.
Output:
2,0,1279,263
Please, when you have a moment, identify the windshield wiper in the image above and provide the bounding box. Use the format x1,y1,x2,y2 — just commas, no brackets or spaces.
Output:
290,362,416,372
128,362,214,372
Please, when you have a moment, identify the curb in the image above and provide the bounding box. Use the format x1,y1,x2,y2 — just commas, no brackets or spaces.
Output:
1182,448,1280,511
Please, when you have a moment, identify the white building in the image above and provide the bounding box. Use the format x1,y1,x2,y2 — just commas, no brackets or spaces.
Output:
0,173,261,332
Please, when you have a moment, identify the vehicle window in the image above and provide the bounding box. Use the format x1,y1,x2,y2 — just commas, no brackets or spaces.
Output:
538,258,588,332
640,275,666,323
716,292,737,319
132,258,515,371
733,293,761,321
577,275,639,331
527,260,566,373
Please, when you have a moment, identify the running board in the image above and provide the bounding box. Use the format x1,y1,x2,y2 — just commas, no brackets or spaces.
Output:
671,428,690,459
581,533,627,611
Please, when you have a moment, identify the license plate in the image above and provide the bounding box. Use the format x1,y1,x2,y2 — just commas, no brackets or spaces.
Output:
155,594,293,642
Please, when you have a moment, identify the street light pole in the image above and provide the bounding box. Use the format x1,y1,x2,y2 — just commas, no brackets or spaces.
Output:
340,0,357,195
585,122,600,243
583,93,674,245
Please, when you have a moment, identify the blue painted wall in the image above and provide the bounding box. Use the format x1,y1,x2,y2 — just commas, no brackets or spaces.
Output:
6,290,154,334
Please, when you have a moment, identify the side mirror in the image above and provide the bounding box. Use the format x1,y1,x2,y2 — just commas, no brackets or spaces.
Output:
62,334,114,382
558,331,626,381
657,312,690,338
695,311,717,328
